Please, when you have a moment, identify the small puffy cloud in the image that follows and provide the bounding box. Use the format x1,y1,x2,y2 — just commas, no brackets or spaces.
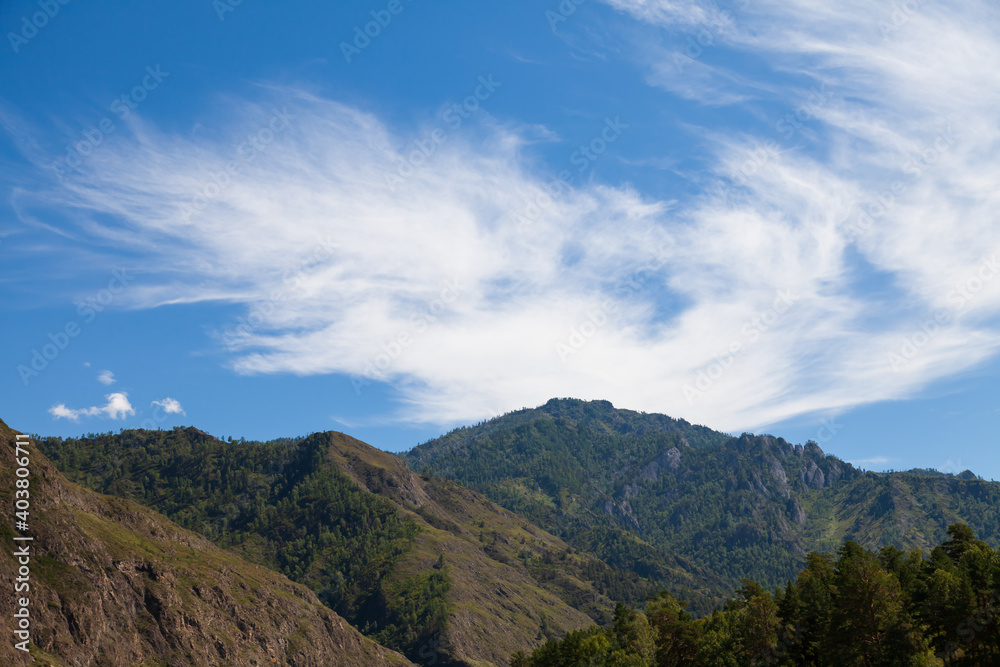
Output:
101,393,135,419
49,392,135,421
48,404,79,420
97,370,116,385
152,397,185,415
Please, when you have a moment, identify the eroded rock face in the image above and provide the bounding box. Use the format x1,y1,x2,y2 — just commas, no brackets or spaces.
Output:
0,418,414,667
800,461,826,490
638,447,683,482
751,471,769,496
826,463,843,486
791,498,807,526
604,499,641,530
804,441,825,459
770,460,790,498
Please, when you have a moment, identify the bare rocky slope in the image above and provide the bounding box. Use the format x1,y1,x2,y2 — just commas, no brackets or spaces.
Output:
0,417,414,667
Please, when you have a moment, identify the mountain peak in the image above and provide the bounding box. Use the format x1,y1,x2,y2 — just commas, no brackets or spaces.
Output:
542,397,615,411
404,399,1000,597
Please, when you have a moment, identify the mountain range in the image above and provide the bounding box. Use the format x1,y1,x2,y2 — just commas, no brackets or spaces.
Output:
34,425,670,664
11,397,1000,665
404,399,1000,593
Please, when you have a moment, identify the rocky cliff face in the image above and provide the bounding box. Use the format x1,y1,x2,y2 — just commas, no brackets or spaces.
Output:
0,418,414,667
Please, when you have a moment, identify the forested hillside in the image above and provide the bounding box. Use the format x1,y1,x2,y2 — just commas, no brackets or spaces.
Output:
0,417,414,667
33,398,1000,664
404,399,1000,593
39,427,436,650
512,524,1000,666
36,426,725,665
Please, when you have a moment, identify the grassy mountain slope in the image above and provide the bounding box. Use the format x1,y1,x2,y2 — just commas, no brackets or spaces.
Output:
313,430,604,666
0,417,414,667
403,398,1000,595
34,427,714,665
803,468,1000,554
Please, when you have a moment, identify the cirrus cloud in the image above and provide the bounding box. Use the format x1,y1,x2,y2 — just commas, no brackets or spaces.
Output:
16,0,1000,432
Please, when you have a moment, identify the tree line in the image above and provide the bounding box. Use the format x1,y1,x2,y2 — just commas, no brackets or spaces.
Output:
512,524,999,666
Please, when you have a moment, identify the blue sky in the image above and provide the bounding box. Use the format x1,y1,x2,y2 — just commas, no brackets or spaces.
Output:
2,0,999,479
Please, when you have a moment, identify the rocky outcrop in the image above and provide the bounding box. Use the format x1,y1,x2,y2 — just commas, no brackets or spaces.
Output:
770,459,791,498
791,498,807,526
638,447,682,482
800,460,826,490
604,498,641,531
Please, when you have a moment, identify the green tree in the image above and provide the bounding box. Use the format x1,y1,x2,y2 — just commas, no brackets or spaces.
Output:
830,541,927,666
646,591,701,667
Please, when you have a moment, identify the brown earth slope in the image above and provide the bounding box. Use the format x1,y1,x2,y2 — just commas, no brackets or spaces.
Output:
0,418,414,667
312,431,612,667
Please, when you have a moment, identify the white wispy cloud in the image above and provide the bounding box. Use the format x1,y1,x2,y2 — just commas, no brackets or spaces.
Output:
49,392,135,421
17,0,1000,432
151,397,185,415
602,0,722,29
97,370,115,385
